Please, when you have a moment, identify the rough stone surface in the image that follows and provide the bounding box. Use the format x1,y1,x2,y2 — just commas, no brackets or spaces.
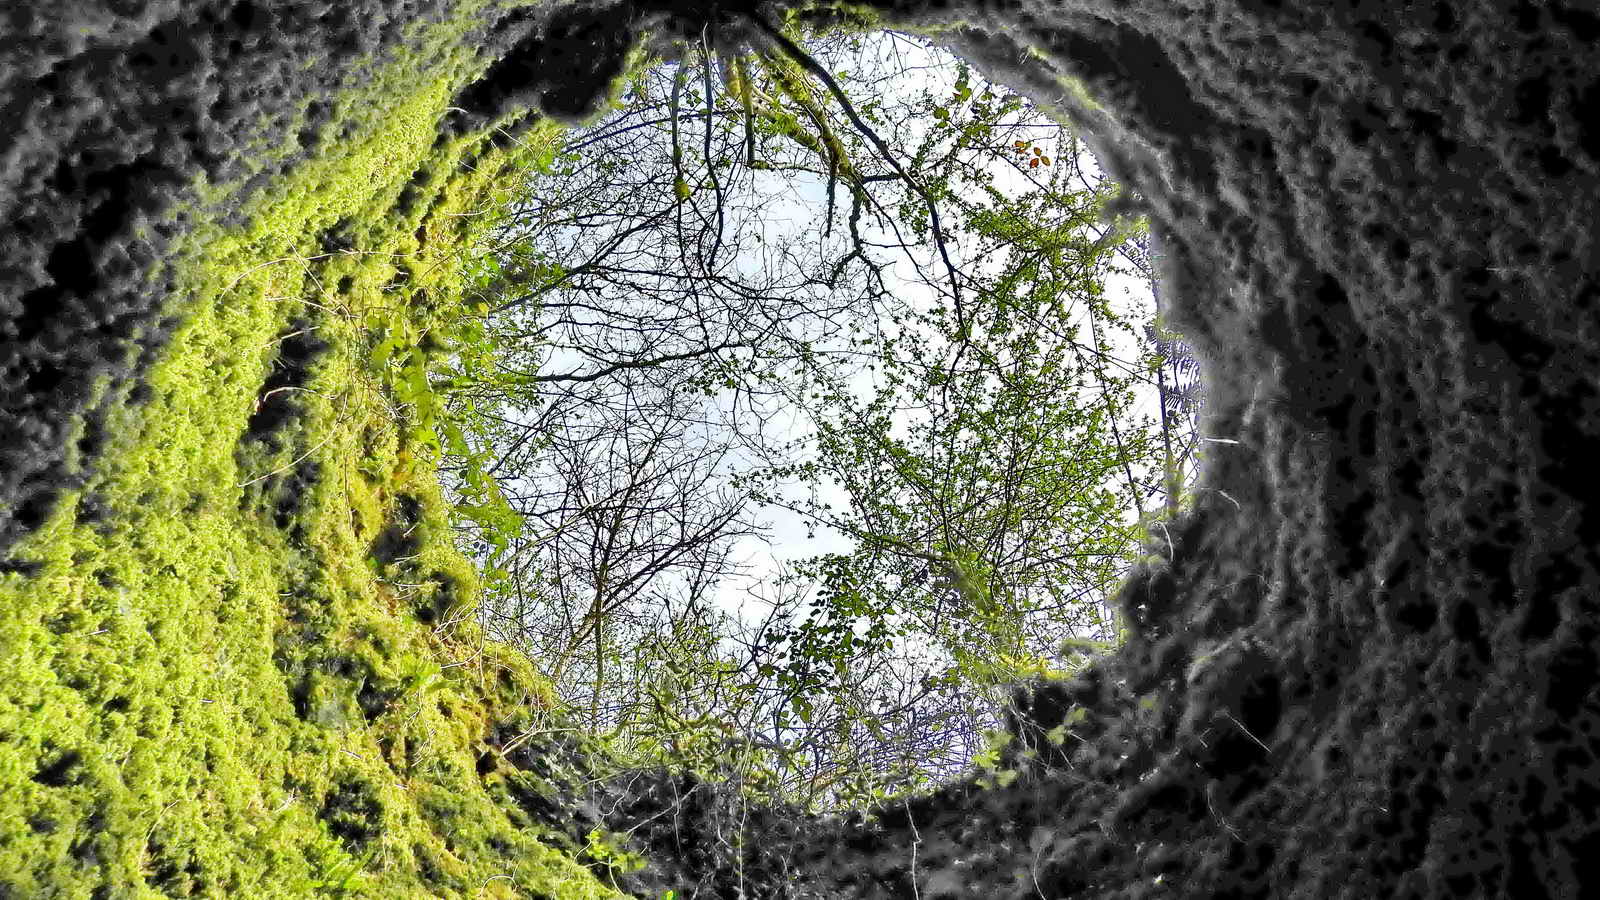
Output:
4,0,1599,896
0,0,474,549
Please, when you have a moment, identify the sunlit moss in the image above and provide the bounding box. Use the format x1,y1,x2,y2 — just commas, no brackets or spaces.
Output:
0,6,618,896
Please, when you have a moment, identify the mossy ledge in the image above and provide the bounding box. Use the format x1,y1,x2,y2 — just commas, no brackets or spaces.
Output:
4,0,1600,897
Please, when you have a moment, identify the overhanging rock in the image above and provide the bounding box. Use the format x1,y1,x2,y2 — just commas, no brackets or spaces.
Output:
3,0,1598,896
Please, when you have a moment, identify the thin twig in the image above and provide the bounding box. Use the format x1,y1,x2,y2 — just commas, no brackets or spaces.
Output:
1221,710,1271,754
237,434,334,488
701,28,727,271
1156,521,1175,561
746,13,966,335
905,794,923,900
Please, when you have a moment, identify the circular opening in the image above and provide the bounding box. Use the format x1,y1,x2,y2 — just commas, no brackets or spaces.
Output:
449,22,1207,807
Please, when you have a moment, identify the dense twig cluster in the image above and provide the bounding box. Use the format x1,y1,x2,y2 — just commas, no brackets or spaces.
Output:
448,22,1207,815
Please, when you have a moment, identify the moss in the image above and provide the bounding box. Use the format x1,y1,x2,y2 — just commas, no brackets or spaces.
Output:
0,4,617,897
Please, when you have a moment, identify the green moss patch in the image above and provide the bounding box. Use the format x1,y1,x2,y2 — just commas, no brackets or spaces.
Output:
0,7,619,897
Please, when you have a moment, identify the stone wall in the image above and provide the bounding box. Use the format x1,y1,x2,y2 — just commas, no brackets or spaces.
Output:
876,3,1600,896
3,0,1598,896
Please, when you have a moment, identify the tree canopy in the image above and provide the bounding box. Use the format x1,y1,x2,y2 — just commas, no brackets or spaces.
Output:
434,20,1206,810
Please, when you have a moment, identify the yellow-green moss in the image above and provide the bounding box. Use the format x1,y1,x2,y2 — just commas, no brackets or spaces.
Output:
0,5,621,897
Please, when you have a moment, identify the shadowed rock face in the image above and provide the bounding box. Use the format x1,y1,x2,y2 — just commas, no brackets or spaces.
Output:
734,1,1599,896
0,0,455,549
4,0,1599,896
